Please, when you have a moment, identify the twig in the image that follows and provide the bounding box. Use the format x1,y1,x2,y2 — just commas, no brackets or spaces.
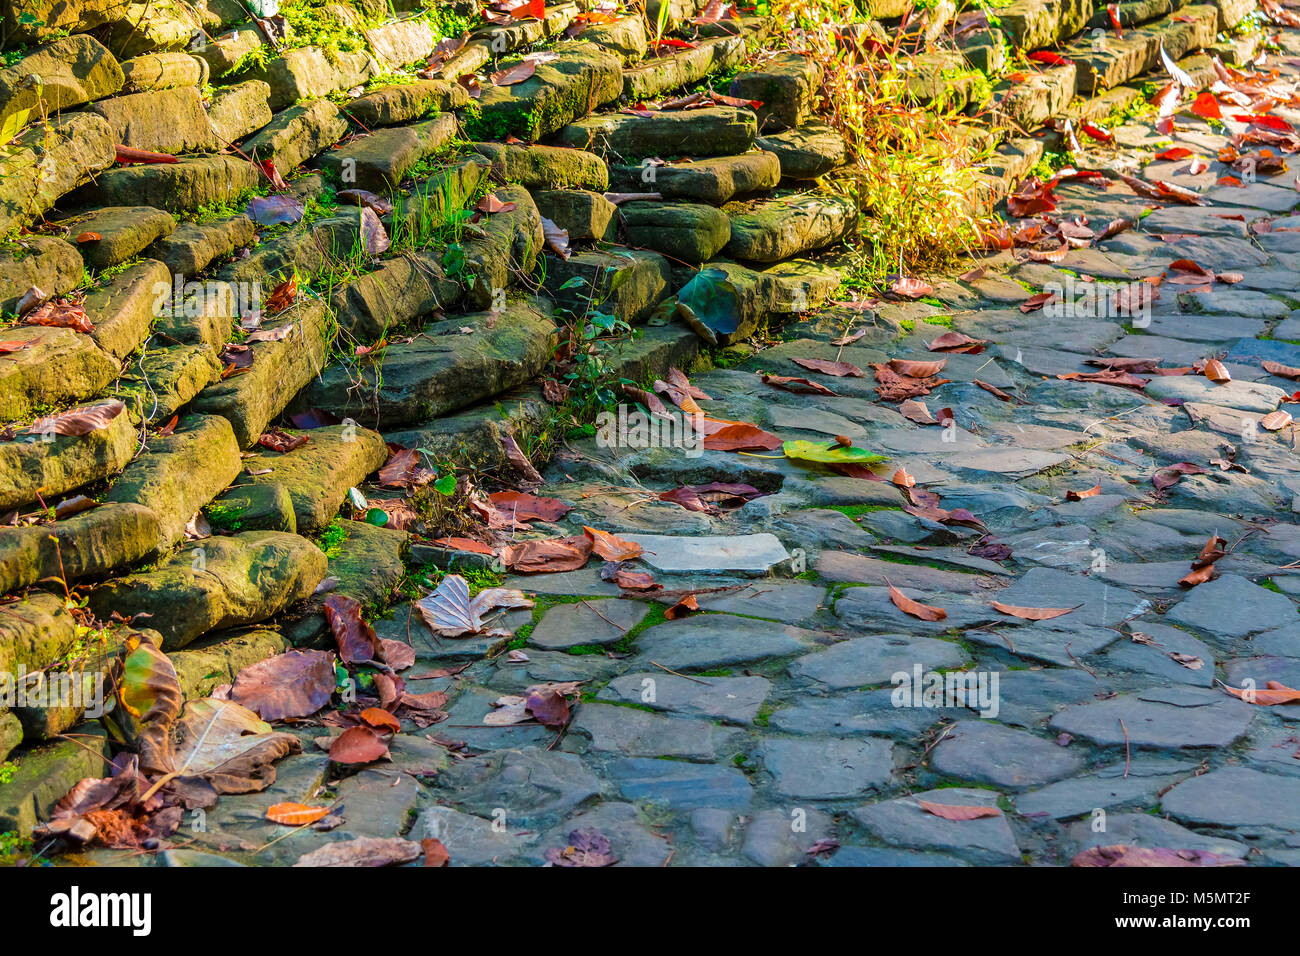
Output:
650,660,712,685
1119,717,1131,778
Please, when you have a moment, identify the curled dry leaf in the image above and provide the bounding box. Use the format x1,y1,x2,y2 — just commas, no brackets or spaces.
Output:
324,593,384,664
361,707,402,733
888,358,947,378
974,380,1014,402
489,490,571,522
541,216,570,258
1065,484,1101,501
583,526,644,561
917,800,1002,821
416,573,533,637
26,400,125,437
601,562,661,591
1152,461,1206,492
927,331,986,353
792,356,863,377
1202,358,1231,383
885,578,946,622
1221,680,1300,706
1191,534,1226,570
991,601,1081,620
502,535,594,573
1261,409,1293,431
23,299,94,334
760,373,836,395
293,836,422,867
229,649,336,721
1071,845,1244,867
1262,359,1300,379
664,593,701,619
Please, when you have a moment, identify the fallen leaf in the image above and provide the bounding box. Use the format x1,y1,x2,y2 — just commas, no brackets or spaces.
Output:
1065,484,1101,501
229,650,336,721
502,535,594,573
917,800,1002,821
293,837,421,867
664,594,700,619
329,726,391,765
416,574,533,636
991,601,1080,620
1261,410,1293,431
267,803,332,826
1071,845,1244,867
583,526,643,561
886,578,946,622
760,373,837,395
792,356,863,377
702,422,783,451
1221,680,1300,706
27,400,125,437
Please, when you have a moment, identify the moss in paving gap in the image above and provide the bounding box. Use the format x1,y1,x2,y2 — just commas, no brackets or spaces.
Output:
203,501,245,531
315,519,349,558
753,701,774,727
1260,578,1283,593
829,504,901,519
565,598,668,655
865,550,986,575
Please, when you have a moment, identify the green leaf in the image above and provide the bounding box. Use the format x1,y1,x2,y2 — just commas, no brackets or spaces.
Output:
0,106,31,148
558,276,586,290
782,440,887,465
433,474,457,496
364,507,390,526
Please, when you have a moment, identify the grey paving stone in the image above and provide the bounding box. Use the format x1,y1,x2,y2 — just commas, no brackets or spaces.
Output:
1049,686,1256,750
600,672,771,724
850,788,1021,865
758,736,895,798
607,757,753,810
571,702,743,760
930,720,1083,789
527,598,648,650
620,532,791,574
1167,574,1298,637
628,614,819,671
789,634,969,689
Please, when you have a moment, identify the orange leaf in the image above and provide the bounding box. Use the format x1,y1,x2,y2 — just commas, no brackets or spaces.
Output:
1066,484,1101,501
361,707,401,733
583,525,644,561
1191,91,1222,119
1202,358,1231,383
422,837,451,866
1221,681,1300,706
991,601,1080,620
1178,563,1216,587
664,594,700,620
885,578,946,622
266,802,332,825
892,467,915,488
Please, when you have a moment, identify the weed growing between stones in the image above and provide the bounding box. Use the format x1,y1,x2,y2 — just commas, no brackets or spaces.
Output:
758,0,987,286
